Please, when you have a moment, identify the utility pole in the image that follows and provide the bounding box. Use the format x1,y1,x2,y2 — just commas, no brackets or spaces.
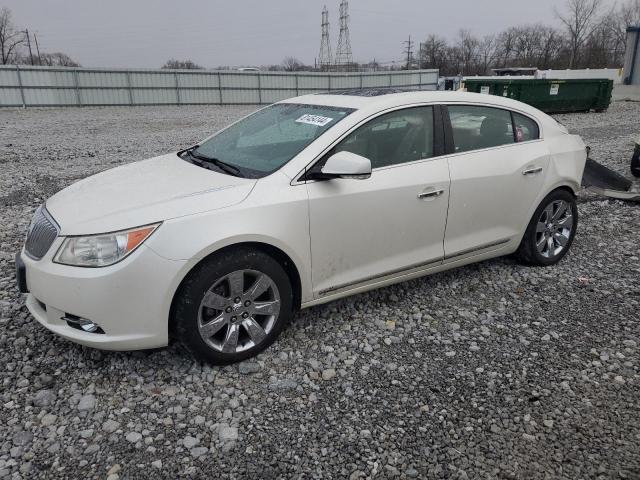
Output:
34,33,42,65
24,29,34,65
403,35,414,70
418,42,423,70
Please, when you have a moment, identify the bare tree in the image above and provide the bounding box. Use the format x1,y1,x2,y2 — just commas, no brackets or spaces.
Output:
556,0,603,68
455,30,481,75
478,35,497,74
496,27,519,68
536,26,564,69
619,0,640,26
419,34,448,71
608,0,640,63
0,7,25,64
282,56,302,72
40,52,81,67
162,59,203,69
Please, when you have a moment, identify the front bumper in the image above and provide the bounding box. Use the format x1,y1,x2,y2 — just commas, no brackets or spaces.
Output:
19,240,186,351
15,253,28,293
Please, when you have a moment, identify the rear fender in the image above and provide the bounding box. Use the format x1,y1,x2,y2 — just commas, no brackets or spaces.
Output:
545,134,587,195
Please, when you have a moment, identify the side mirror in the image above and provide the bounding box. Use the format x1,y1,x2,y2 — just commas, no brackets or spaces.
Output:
319,151,372,180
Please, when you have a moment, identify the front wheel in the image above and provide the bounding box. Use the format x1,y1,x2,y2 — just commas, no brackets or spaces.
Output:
173,248,293,365
516,189,578,266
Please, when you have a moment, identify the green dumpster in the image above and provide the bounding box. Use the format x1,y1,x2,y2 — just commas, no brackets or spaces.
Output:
462,78,613,114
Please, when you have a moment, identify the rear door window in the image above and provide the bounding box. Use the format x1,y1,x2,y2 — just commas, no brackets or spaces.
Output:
513,112,540,142
448,105,514,153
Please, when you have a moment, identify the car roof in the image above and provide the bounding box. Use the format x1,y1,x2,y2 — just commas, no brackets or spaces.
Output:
279,89,546,119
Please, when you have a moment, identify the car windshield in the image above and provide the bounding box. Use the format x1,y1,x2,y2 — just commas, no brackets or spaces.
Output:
191,103,355,178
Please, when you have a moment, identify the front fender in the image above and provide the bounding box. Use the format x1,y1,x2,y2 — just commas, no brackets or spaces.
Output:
145,183,313,312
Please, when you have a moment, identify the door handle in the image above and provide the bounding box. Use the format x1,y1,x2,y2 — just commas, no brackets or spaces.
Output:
417,188,445,200
523,166,543,176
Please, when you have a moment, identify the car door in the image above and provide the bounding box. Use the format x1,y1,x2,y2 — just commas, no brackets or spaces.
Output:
443,104,550,259
304,105,450,298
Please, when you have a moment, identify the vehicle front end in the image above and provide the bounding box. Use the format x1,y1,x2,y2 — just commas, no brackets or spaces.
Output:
16,205,185,350
15,152,257,351
15,99,355,357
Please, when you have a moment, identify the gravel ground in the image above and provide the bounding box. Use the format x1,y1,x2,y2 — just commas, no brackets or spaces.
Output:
0,102,639,479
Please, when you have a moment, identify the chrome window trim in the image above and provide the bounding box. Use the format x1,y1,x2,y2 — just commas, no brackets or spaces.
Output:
291,100,545,186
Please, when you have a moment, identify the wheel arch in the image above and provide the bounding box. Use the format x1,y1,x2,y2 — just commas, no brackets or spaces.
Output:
515,183,578,249
515,185,578,265
168,241,304,337
550,184,578,198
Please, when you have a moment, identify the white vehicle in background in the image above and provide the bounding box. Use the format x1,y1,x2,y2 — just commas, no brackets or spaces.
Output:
16,90,587,364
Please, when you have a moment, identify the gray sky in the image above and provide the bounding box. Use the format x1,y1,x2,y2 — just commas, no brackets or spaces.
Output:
4,0,590,68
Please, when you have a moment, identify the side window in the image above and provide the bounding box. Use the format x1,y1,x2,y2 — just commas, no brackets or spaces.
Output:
513,112,540,142
332,106,434,169
448,105,514,153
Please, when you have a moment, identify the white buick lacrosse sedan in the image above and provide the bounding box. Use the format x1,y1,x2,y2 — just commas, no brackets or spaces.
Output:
16,90,586,364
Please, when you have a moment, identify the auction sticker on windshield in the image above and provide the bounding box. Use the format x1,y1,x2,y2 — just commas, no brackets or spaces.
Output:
295,114,334,127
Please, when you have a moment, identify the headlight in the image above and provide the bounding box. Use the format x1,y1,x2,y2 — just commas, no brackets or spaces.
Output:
53,223,160,267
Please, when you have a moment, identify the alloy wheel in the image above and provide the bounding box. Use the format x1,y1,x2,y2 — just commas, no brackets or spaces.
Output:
535,199,574,259
197,269,281,353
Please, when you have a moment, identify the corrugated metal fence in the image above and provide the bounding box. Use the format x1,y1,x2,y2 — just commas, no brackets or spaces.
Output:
0,65,439,107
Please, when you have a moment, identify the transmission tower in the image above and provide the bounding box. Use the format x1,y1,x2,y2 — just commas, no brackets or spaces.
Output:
334,0,353,70
319,6,332,71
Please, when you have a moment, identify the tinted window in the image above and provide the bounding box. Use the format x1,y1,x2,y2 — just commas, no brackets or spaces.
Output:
194,103,354,177
448,105,514,153
331,106,434,169
513,112,539,142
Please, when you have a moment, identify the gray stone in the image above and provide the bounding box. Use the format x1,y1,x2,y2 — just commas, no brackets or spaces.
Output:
190,446,209,458
41,414,57,426
102,420,120,433
183,436,198,449
125,432,142,443
77,394,96,411
32,389,56,407
219,425,238,443
12,431,33,446
321,368,336,380
238,362,261,374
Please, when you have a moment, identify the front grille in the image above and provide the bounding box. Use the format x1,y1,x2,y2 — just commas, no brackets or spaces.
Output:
25,205,59,260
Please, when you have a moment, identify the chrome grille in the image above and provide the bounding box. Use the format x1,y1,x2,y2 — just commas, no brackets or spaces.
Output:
25,206,59,260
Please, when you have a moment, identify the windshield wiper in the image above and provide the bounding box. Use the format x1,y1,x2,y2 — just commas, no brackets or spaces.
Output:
183,148,244,177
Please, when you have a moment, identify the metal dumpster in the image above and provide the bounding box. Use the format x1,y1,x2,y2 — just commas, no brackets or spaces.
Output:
463,78,613,114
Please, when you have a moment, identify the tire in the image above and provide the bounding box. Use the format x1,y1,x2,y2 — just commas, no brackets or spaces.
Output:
516,189,578,266
173,248,293,365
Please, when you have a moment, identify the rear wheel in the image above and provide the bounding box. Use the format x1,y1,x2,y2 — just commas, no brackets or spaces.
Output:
173,248,293,365
516,189,578,266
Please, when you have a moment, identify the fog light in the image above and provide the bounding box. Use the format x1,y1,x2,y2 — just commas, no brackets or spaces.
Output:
80,322,100,333
63,314,105,334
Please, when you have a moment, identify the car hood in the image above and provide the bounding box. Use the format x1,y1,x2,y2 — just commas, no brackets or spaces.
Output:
46,153,256,235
